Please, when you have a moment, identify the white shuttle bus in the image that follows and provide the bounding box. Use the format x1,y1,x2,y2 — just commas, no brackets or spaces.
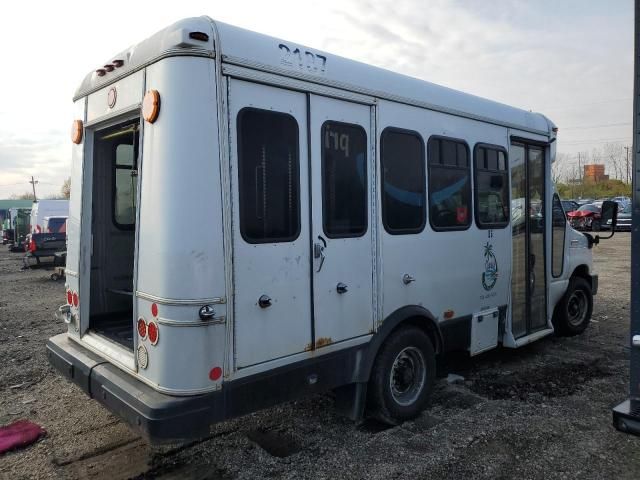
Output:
47,17,618,443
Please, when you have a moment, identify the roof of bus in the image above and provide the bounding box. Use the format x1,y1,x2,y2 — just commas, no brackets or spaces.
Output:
75,16,553,136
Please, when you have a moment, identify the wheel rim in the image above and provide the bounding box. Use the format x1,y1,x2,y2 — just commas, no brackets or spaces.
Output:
389,346,426,406
567,289,588,327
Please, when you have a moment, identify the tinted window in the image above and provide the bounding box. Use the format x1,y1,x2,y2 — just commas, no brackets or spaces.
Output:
380,128,425,233
474,145,509,228
322,121,367,237
428,137,471,230
238,108,300,243
552,194,566,277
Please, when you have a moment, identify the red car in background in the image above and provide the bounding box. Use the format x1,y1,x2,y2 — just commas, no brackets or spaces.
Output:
567,203,602,231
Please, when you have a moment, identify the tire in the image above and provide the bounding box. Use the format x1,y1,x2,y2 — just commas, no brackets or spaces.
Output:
553,276,593,336
367,326,436,424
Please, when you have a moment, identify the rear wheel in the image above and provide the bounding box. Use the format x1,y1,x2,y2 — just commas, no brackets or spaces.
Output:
367,326,435,424
553,276,593,336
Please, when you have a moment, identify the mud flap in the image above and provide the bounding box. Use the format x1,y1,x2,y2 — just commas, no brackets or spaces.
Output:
333,383,367,423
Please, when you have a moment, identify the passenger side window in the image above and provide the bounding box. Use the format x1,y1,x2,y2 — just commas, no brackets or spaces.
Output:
237,108,300,243
474,145,509,228
552,194,566,277
380,128,425,234
322,121,368,238
427,137,471,230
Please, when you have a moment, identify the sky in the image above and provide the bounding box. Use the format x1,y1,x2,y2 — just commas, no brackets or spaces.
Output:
0,0,633,198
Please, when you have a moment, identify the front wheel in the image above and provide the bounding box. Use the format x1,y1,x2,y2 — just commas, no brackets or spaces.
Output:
367,326,435,424
553,276,593,336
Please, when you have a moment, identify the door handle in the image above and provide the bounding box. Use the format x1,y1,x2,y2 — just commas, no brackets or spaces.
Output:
314,235,327,272
336,282,348,294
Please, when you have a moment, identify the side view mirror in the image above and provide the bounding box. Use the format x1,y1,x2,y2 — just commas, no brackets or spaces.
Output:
600,200,618,239
585,200,618,247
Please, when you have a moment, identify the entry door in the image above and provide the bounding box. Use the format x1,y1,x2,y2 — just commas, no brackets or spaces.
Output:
510,142,547,338
309,95,374,346
229,80,311,367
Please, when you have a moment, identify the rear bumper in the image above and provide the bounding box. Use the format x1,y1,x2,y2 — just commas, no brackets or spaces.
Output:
46,333,220,443
47,332,363,443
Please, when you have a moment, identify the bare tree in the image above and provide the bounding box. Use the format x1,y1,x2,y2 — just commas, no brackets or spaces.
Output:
61,177,71,199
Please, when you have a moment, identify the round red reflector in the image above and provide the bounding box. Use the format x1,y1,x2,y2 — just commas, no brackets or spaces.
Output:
209,367,222,381
72,292,79,308
71,120,83,144
147,321,159,345
137,318,147,339
66,290,73,305
151,303,158,317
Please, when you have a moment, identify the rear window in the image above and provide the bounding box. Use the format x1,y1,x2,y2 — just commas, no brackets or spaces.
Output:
47,218,66,233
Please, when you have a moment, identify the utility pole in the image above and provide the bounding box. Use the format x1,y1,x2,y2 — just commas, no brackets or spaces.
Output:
625,146,631,185
612,0,640,436
29,176,38,201
578,152,582,198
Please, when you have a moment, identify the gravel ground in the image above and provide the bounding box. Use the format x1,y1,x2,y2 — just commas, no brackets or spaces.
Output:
0,233,639,479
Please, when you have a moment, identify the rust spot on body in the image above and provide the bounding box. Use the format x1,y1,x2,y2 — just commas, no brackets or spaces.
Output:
315,337,332,349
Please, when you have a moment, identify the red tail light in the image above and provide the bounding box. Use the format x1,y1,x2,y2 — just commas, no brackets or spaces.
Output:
137,318,147,339
147,321,159,345
28,239,36,253
72,292,79,308
66,290,73,305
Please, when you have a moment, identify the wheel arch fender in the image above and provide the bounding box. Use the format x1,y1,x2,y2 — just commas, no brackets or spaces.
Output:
355,305,442,383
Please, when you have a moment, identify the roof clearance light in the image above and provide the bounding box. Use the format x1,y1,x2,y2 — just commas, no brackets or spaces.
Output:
137,318,147,339
71,120,83,144
113,59,124,68
95,69,106,77
552,127,559,133
142,90,160,124
147,321,159,345
189,31,209,42
103,64,114,72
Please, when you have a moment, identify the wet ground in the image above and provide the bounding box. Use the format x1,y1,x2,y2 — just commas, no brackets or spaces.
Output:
0,233,638,479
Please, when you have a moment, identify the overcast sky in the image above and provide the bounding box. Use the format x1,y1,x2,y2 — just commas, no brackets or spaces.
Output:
0,0,633,198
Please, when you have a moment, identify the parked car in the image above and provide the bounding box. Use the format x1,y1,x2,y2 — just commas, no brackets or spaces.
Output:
607,203,632,231
567,203,602,231
561,200,579,214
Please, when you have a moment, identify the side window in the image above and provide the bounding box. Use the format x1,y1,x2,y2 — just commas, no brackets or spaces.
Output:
237,108,300,243
322,121,367,238
474,144,510,228
427,137,471,230
552,194,566,277
113,127,139,229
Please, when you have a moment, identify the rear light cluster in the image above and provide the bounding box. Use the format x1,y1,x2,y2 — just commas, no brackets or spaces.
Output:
65,289,79,307
136,304,159,370
137,303,160,345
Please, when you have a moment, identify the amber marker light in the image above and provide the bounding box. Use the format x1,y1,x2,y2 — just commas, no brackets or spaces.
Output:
71,120,83,144
142,90,160,123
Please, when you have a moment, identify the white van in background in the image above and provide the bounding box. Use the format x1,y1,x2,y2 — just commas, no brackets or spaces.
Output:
30,200,69,234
